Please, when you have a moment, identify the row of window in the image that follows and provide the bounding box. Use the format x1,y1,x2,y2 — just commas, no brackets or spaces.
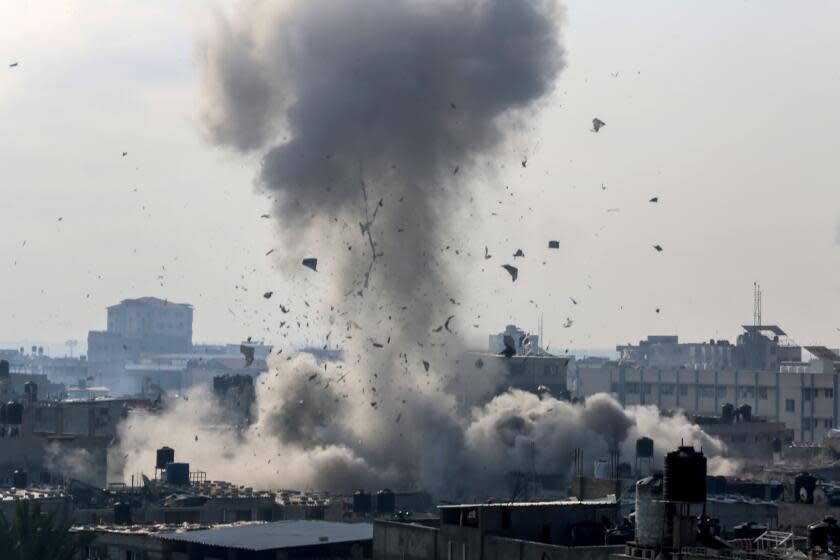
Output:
615,383,772,399
802,388,834,400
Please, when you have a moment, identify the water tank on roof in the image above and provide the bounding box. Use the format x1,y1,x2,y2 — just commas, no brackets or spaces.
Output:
664,446,706,503
5,402,23,425
0,360,9,378
738,404,752,422
808,517,840,550
636,437,654,458
635,474,666,547
165,462,190,486
721,403,734,423
353,490,372,514
376,489,395,514
114,502,132,526
156,447,175,470
23,382,37,402
795,472,817,504
13,470,27,488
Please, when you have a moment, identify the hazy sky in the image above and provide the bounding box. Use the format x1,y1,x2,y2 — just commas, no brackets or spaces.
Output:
2,1,840,356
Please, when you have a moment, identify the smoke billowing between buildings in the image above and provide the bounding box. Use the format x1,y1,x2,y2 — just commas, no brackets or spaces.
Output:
117,0,735,497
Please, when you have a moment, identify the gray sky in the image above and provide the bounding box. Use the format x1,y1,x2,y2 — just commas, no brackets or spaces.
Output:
2,1,840,355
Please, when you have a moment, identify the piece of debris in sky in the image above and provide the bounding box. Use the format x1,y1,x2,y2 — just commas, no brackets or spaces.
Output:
279,304,289,313
260,214,270,218
513,249,524,258
501,264,518,282
265,249,275,256
240,345,255,367
453,165,459,175
653,245,663,252
443,315,454,333
649,196,659,203
656,308,661,314
570,297,577,305
9,62,19,68
484,246,491,260
263,291,273,299
302,258,318,271
548,240,560,249
562,317,573,328
422,360,430,372
521,158,527,168
500,335,516,358
122,151,128,157
592,118,606,132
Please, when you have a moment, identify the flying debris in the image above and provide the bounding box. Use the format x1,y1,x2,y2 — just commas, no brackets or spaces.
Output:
263,291,273,299
474,358,484,369
649,197,659,203
422,360,430,372
570,297,578,305
521,158,527,168
302,258,318,271
9,62,19,68
655,308,661,314
260,214,270,218
513,249,524,258
501,264,518,282
279,304,289,313
653,245,663,252
372,342,384,348
453,166,459,175
265,249,275,256
610,71,619,78
548,240,560,249
240,345,255,367
562,317,573,328
592,118,606,132
450,102,456,109
500,335,516,358
484,246,491,260
443,315,455,333
122,151,128,157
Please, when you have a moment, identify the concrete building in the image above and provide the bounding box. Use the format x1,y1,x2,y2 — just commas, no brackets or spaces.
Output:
488,325,541,355
615,326,801,372
74,520,373,560
374,499,622,560
470,353,569,400
575,350,840,443
88,297,193,391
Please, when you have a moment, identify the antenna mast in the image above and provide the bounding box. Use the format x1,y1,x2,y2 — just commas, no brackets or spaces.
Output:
753,282,762,327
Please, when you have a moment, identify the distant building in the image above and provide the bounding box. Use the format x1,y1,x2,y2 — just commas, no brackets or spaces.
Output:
87,297,193,391
616,325,801,371
489,325,541,355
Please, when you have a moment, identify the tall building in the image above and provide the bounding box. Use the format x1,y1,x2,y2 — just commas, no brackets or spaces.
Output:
87,297,193,388
489,325,541,355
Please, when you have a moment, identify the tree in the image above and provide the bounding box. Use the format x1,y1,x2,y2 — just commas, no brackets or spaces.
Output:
0,501,81,560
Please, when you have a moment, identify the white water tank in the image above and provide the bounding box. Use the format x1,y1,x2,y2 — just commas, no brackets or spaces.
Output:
635,474,666,547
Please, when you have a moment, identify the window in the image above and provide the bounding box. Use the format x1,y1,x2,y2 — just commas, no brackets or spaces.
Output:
826,388,834,399
717,386,727,398
642,383,653,395
679,385,688,396
804,389,812,401
739,386,755,399
610,382,620,394
825,419,834,428
698,385,715,398
758,386,768,400
626,383,639,394
660,383,675,395
785,399,795,412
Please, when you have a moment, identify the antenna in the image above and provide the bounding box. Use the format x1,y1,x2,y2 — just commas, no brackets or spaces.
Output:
753,282,762,328
539,312,544,354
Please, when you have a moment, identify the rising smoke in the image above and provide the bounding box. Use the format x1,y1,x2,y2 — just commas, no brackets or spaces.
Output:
116,0,736,498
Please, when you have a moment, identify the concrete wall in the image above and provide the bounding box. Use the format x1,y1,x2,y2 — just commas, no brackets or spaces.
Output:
375,520,438,560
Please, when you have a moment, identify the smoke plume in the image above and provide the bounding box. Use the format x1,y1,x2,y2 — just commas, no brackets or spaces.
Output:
115,0,736,498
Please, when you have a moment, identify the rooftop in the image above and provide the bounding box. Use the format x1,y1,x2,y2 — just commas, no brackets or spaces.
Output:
438,498,616,509
157,520,372,551
110,297,192,309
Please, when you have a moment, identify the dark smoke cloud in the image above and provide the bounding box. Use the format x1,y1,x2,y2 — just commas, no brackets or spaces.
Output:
115,0,735,497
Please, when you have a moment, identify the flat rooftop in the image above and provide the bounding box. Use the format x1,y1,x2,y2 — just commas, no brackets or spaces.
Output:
157,520,373,552
438,498,616,509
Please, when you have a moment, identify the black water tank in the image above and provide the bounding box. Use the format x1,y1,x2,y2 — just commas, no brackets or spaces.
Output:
721,403,735,423
165,462,190,486
795,472,817,504
664,446,707,503
739,404,752,422
5,402,23,425
114,502,132,525
808,517,840,550
605,525,634,545
13,470,27,488
0,360,9,378
636,437,654,458
353,490,372,514
23,382,37,402
376,489,395,514
156,447,175,470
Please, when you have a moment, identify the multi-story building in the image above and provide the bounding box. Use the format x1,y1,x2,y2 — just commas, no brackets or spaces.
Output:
576,345,840,443
87,297,193,390
489,325,541,355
